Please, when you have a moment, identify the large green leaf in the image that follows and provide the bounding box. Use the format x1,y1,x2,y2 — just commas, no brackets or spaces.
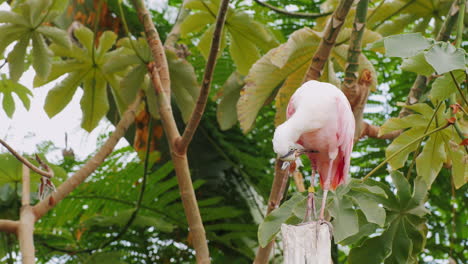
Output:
379,115,427,136
383,33,432,58
44,71,85,117
430,70,465,102
386,126,425,170
80,71,109,132
444,139,466,189
31,32,51,79
349,172,428,264
400,52,434,76
237,28,320,132
329,196,359,242
415,133,446,187
216,72,244,130
229,29,260,75
8,35,29,82
0,1,71,80
424,42,466,74
167,49,200,123
258,193,305,247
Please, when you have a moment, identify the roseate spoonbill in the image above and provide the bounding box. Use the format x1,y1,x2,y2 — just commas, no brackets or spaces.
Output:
273,80,355,220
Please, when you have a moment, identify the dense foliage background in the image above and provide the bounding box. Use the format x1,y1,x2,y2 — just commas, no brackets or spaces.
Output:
0,0,466,263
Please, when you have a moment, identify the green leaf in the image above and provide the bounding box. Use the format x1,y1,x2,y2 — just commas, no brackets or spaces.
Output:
258,193,305,247
329,196,359,242
384,33,432,58
424,42,466,74
379,115,427,136
37,26,71,48
120,64,146,104
430,70,465,102
73,27,94,53
32,32,51,79
167,49,200,122
384,219,413,264
399,103,434,118
29,0,51,26
445,140,466,189
348,228,392,264
2,92,14,118
400,52,434,76
102,53,141,73
0,25,28,56
216,72,244,130
349,193,386,227
96,31,117,59
180,11,215,37
237,28,320,132
44,71,84,117
229,28,260,75
8,35,30,82
34,61,85,87
80,71,109,132
386,127,425,170
391,171,412,206
415,133,446,187
0,10,29,26
197,24,227,59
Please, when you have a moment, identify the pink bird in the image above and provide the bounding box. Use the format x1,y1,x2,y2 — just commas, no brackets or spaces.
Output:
273,80,355,220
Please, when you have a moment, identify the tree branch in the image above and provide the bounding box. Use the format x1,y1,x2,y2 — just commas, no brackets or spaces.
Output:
33,95,142,220
0,139,53,178
359,121,401,139
253,0,332,18
19,166,35,264
303,0,354,81
254,160,290,264
341,0,370,141
177,0,230,153
132,0,211,261
0,220,18,233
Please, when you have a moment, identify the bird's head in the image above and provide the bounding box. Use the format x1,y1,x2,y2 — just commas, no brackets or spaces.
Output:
272,124,302,161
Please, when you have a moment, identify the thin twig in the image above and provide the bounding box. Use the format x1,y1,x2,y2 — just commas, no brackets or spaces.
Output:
33,94,142,220
449,71,468,107
0,139,54,178
177,0,230,153
361,122,453,182
253,0,332,18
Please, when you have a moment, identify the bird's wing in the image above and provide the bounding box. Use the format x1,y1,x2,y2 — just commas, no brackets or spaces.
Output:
335,96,355,186
286,93,296,119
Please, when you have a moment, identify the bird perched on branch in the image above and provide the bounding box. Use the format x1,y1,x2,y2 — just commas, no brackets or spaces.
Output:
273,80,355,220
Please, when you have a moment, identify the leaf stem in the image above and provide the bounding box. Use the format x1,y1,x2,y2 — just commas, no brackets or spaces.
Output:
455,0,465,48
406,101,443,179
361,122,452,182
449,71,468,106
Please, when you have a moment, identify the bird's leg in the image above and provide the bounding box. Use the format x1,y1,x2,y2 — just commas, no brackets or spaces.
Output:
303,169,316,222
319,159,334,220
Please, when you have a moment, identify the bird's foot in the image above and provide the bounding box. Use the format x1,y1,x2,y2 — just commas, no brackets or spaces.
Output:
318,219,333,238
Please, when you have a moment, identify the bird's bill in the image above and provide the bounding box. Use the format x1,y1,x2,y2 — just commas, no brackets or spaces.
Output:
279,149,297,161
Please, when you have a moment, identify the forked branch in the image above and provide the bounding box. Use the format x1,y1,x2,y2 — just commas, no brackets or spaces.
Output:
177,0,230,153
0,139,53,178
303,0,354,82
